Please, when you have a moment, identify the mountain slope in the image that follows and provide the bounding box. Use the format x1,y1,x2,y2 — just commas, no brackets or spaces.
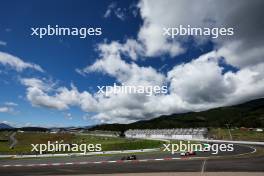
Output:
0,123,13,129
90,98,264,131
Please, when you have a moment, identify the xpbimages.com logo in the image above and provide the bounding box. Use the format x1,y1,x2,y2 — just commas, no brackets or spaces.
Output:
163,141,234,155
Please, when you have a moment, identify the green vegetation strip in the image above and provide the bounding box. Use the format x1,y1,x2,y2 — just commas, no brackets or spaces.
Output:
0,132,163,155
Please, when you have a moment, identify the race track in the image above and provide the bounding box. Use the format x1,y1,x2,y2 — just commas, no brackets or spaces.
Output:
0,144,262,175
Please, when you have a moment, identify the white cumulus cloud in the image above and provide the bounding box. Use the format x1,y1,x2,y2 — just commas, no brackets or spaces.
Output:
0,51,44,72
0,106,13,113
20,0,264,124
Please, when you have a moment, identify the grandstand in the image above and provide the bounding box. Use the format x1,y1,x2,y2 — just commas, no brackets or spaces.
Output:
125,128,208,140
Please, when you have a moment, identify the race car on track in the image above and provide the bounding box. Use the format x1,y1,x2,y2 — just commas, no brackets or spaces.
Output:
121,155,137,160
180,151,196,156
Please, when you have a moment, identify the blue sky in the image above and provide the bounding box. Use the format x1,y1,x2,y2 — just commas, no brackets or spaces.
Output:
0,0,140,127
0,0,263,127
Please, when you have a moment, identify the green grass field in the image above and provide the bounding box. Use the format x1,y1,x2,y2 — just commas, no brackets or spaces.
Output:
0,132,163,155
1,128,263,155
209,128,264,141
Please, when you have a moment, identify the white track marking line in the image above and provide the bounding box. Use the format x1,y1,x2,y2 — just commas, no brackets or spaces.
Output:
138,159,148,162
65,162,73,165
201,159,206,175
39,164,48,166
172,157,181,160
108,160,117,163
52,163,61,166
2,164,11,167
154,158,164,161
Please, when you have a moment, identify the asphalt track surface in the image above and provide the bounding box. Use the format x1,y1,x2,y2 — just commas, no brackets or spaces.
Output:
0,144,263,175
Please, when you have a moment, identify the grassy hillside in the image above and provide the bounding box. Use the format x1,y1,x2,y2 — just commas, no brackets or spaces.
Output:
90,98,264,131
208,128,264,141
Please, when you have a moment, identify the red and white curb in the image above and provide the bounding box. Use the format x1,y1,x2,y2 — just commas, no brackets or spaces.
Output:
0,157,199,168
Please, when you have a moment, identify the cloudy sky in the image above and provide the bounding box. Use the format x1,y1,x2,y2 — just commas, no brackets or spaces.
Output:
0,0,264,127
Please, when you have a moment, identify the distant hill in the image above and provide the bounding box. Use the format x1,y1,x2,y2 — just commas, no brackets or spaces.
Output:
0,123,13,129
0,124,49,132
19,127,49,132
90,98,264,131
